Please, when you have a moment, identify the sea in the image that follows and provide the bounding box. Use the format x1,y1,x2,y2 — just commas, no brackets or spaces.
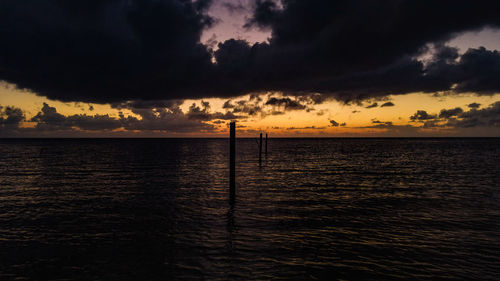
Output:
0,138,499,280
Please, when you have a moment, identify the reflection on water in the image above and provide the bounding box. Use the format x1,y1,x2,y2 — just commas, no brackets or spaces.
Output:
0,138,499,280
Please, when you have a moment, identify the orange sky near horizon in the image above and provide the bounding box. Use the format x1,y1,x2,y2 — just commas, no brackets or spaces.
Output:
1,82,499,137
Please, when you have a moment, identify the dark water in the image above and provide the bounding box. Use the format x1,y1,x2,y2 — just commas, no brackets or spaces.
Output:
0,138,499,280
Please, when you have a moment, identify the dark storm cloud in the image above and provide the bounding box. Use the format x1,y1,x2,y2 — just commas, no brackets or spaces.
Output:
111,100,184,110
1,0,500,104
231,0,500,100
0,0,215,103
216,2,500,101
449,48,500,95
243,0,279,29
425,46,500,95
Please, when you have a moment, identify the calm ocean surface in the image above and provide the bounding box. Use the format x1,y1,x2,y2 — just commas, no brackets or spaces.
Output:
0,138,499,280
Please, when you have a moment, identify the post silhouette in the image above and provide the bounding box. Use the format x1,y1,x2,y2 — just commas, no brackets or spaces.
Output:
229,122,235,203
259,133,263,166
265,133,268,156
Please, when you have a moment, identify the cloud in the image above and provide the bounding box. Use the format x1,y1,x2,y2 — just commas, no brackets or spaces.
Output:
439,107,463,118
234,0,500,101
410,101,500,128
365,102,378,109
120,107,217,132
222,100,235,109
220,93,323,118
0,0,215,103
357,120,422,135
380,102,395,107
226,98,262,116
118,100,243,132
4,101,244,134
449,47,500,94
31,103,123,131
244,0,280,29
0,105,24,136
111,100,184,110
468,103,481,109
0,106,24,127
286,125,326,130
425,46,500,96
450,101,500,127
316,109,327,116
265,97,306,110
329,120,339,127
371,119,393,126
1,0,500,105
221,0,251,15
185,101,246,120
410,110,437,121
297,93,327,105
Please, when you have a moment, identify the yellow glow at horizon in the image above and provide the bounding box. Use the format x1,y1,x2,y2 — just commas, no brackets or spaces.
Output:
1,81,499,136
0,83,135,118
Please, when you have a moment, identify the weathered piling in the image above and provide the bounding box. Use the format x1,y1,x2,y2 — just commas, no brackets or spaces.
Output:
229,122,236,203
265,133,268,156
259,133,263,166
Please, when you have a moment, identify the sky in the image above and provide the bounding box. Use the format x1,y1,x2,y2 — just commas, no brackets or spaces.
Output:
0,0,499,137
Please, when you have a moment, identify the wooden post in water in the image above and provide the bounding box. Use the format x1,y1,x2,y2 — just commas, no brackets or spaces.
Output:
265,133,268,156
259,133,263,166
229,122,236,203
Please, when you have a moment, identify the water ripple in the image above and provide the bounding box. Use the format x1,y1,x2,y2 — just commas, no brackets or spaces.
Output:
0,138,499,280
